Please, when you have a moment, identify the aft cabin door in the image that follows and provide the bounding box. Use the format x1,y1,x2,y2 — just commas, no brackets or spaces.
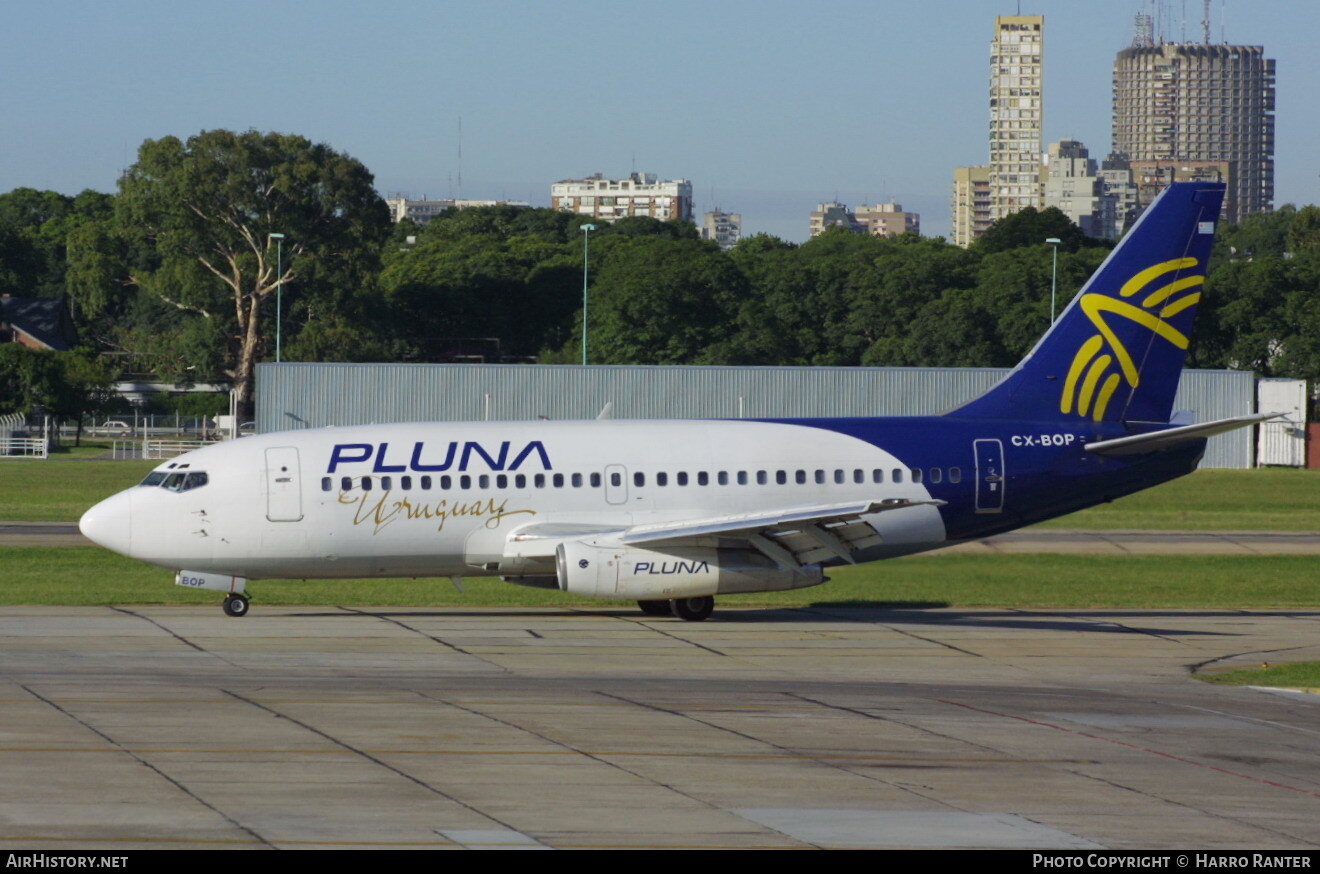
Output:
265,447,303,522
973,438,1005,514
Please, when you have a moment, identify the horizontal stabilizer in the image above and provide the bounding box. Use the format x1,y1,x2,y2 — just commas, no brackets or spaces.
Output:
1085,412,1283,456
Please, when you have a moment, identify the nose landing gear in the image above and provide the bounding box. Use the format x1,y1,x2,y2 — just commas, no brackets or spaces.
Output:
222,593,250,617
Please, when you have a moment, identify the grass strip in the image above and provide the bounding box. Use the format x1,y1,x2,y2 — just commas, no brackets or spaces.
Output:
2,461,1317,529
1198,662,1320,689
5,546,1319,609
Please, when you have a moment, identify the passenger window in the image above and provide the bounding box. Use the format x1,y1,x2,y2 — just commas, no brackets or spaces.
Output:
794,470,806,484
341,476,352,491
873,469,883,483
634,472,645,487
321,477,332,492
756,470,767,485
380,476,392,490
775,470,787,485
460,475,472,489
930,468,943,484
717,471,728,486
912,469,923,484
949,467,962,483
697,471,708,486
421,476,432,490
441,475,452,490
854,469,864,484
496,474,508,489
362,477,373,491
610,472,621,487
478,475,490,489
737,471,748,485
553,473,564,488
815,470,825,484
401,476,412,491
677,472,688,486
590,473,601,488
515,474,526,489
892,469,904,483
657,472,668,486
533,474,544,488
572,473,583,487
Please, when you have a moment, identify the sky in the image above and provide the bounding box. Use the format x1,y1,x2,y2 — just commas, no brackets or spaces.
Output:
3,0,1316,242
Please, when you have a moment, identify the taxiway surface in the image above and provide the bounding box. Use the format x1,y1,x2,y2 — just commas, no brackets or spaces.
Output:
1,606,1317,849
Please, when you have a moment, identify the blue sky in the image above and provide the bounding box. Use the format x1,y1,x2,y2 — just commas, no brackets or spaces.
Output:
3,0,1315,241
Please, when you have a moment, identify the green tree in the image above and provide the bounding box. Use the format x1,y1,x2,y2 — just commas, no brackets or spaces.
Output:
975,206,1096,254
114,130,391,416
586,237,749,364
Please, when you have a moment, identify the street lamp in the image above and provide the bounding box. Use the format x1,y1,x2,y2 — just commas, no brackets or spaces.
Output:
580,224,598,365
1045,237,1062,323
268,233,285,362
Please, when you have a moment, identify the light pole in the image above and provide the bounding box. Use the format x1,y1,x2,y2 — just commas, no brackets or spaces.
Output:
268,233,285,362
1046,237,1062,323
580,224,597,365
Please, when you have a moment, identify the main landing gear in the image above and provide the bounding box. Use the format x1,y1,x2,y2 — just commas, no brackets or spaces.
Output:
637,595,715,622
222,593,250,617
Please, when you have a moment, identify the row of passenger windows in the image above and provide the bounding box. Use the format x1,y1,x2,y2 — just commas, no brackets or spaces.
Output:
320,466,962,493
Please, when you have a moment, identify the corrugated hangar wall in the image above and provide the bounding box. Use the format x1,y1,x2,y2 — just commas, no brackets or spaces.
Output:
256,364,1257,468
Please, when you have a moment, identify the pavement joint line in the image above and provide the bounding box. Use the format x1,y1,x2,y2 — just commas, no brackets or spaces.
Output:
935,696,1320,801
417,689,746,829
335,605,513,673
17,683,273,848
221,687,527,835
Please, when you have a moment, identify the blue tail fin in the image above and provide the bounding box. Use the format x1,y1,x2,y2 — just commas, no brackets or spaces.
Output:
952,182,1225,424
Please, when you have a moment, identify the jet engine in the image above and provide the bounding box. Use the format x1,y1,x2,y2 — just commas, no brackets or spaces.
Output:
555,541,822,600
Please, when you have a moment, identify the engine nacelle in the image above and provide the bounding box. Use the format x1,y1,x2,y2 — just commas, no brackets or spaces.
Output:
556,542,823,600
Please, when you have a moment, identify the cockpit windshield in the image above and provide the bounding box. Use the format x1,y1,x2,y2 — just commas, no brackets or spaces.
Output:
140,471,208,492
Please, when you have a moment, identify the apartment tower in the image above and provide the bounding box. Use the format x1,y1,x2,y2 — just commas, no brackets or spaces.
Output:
989,15,1045,222
1112,39,1275,223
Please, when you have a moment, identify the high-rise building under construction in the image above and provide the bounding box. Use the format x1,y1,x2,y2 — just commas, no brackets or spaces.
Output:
1112,39,1275,223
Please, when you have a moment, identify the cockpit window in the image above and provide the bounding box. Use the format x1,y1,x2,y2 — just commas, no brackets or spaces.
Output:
159,471,208,493
139,472,168,487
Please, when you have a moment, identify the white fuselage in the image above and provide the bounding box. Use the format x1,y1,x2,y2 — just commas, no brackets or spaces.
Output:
81,418,948,582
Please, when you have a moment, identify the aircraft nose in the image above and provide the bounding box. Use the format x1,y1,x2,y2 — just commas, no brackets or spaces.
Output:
79,491,133,556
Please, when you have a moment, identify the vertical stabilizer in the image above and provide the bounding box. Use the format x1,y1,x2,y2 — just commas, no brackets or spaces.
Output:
952,182,1225,424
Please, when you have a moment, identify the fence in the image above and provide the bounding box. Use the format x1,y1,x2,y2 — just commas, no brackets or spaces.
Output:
111,439,215,460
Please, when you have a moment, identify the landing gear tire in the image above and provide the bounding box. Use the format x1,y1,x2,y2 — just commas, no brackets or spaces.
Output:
670,596,714,622
222,593,250,618
637,599,672,617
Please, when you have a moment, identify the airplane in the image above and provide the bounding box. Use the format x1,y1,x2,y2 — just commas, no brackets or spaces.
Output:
79,181,1273,621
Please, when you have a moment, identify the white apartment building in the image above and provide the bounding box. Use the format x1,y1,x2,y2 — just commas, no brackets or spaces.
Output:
551,173,693,223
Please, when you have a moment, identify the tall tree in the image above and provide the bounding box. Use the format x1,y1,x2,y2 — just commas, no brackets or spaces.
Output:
114,130,390,416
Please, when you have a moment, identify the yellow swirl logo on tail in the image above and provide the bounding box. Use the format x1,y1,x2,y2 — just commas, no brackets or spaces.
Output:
1060,258,1202,421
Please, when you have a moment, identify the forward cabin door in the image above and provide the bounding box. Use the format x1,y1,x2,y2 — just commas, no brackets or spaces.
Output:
265,447,304,522
973,438,1005,514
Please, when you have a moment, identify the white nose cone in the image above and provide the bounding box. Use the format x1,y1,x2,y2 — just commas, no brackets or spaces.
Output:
79,491,134,557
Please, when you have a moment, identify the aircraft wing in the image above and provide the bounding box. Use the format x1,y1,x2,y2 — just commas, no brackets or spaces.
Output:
507,498,943,570
1085,412,1282,456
